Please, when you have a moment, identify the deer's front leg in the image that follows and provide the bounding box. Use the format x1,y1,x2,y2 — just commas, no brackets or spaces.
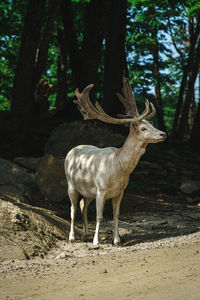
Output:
112,191,124,245
68,187,79,242
93,192,105,245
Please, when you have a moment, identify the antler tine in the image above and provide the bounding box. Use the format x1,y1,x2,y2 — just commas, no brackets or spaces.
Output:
74,84,150,125
116,77,139,117
145,102,156,120
74,84,99,120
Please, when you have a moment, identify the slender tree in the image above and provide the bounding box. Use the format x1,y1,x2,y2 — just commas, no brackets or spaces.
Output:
11,0,60,153
190,92,200,149
177,38,200,140
11,0,46,148
151,6,166,132
103,0,127,116
61,0,80,87
171,10,200,137
62,0,108,90
56,28,68,111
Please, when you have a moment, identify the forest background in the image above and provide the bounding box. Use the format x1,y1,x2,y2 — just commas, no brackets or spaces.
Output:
0,0,200,158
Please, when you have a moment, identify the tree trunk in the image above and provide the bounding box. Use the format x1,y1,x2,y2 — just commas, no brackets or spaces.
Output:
171,66,191,137
11,0,46,153
152,41,166,132
171,12,200,138
79,0,109,90
62,0,108,90
150,10,166,132
103,0,127,116
34,0,61,85
11,0,60,154
61,0,80,87
56,29,68,111
35,79,52,119
177,39,200,141
190,93,200,150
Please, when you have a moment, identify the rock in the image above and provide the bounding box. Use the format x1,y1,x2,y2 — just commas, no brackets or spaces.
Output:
0,156,82,261
180,181,200,195
193,195,200,203
0,184,31,204
55,252,69,260
45,120,125,157
0,196,82,261
138,161,162,170
35,154,67,202
0,157,35,186
185,197,195,204
13,157,40,172
0,157,37,205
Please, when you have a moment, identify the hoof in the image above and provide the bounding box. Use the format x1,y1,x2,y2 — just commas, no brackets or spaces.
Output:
93,239,99,246
69,232,75,243
113,237,121,246
114,241,121,246
69,238,75,243
83,234,90,242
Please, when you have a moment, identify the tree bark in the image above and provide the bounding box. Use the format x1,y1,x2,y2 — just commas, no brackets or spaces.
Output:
171,12,200,138
171,65,191,137
103,0,127,116
177,39,200,141
149,6,166,132
79,0,108,90
56,29,68,111
61,0,80,87
34,0,61,85
152,35,166,132
11,0,60,154
11,0,46,152
190,95,200,149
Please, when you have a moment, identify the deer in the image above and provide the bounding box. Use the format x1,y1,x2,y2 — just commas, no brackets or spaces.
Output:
64,77,167,246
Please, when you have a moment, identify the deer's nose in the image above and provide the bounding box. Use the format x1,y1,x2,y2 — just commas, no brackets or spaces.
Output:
160,133,167,139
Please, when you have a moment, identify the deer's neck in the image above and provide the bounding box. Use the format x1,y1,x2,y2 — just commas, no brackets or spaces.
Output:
116,130,146,175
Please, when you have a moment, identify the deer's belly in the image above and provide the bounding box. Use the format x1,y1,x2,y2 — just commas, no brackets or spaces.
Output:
74,181,97,199
73,176,129,200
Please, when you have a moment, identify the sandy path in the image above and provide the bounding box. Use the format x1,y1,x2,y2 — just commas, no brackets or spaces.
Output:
1,234,200,300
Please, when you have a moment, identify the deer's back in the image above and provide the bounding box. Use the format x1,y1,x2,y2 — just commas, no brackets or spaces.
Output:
64,145,128,199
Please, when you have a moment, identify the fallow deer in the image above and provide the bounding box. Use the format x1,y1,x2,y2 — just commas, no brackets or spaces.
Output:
64,78,166,245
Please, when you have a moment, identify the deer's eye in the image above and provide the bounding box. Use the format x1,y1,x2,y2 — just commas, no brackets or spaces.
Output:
141,127,147,131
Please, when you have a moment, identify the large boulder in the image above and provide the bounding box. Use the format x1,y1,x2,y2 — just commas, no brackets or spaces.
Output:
0,196,81,261
0,157,37,205
0,157,82,261
13,157,40,172
35,154,67,203
0,157,35,186
180,181,200,195
45,120,125,157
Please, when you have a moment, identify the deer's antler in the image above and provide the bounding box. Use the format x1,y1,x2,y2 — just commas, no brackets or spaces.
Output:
116,77,139,117
74,78,156,124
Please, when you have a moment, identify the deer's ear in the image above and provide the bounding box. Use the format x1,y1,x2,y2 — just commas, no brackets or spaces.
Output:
130,121,137,132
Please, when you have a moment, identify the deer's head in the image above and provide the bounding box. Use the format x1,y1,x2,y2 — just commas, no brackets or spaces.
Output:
130,120,166,144
74,77,167,143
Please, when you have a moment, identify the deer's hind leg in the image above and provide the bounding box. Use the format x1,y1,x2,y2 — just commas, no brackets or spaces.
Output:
68,185,79,242
80,198,93,239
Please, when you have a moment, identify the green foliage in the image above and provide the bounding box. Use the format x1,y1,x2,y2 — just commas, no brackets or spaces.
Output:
0,0,200,140
0,0,26,110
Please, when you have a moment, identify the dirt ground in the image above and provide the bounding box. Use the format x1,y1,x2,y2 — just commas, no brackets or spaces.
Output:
1,217,200,300
0,234,199,300
1,190,200,300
